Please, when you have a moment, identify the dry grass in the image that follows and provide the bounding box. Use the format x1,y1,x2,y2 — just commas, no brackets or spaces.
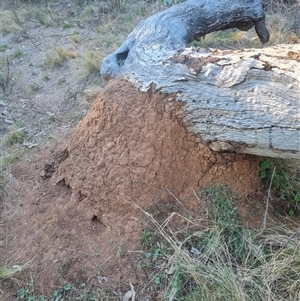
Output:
4,123,26,146
25,6,55,27
79,4,99,21
45,46,77,68
0,262,31,280
70,33,80,44
0,10,21,35
266,13,299,44
73,51,105,79
0,124,26,189
133,186,300,301
0,55,15,95
82,86,103,102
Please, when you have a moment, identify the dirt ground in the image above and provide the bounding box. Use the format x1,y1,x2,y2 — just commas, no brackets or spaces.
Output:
1,1,299,300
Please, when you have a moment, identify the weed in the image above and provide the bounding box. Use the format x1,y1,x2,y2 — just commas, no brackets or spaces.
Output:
82,86,102,102
62,20,73,29
266,13,294,44
0,262,31,280
260,159,300,214
160,0,185,6
140,228,156,249
0,150,22,188
70,34,80,44
17,280,111,300
46,46,77,68
57,77,66,85
0,10,21,35
27,82,40,93
113,244,123,258
111,0,128,13
0,55,15,94
0,123,26,188
0,151,22,171
26,6,55,27
13,49,24,59
79,5,98,21
4,123,26,146
288,32,299,43
42,75,50,82
48,115,55,123
0,44,8,52
73,51,105,79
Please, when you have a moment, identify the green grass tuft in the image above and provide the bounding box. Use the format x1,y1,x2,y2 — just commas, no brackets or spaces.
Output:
260,159,300,215
4,123,26,146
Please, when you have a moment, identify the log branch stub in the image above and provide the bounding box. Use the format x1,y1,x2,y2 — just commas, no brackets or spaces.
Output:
100,0,269,79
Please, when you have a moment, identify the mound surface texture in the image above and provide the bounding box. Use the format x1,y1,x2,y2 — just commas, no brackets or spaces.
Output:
1,80,263,293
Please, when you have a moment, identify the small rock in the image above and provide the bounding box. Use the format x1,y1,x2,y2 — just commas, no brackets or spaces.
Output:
40,170,46,177
4,119,14,124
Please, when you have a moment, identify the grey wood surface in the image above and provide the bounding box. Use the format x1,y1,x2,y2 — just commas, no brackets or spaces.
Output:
100,1,300,159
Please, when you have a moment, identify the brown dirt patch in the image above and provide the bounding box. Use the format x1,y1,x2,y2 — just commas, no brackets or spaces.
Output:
171,52,222,75
1,79,265,298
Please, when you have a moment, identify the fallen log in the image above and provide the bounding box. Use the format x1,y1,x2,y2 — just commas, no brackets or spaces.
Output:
100,1,300,159
100,0,269,79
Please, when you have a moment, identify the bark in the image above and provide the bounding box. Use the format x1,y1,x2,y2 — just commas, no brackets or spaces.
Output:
100,0,269,79
100,1,300,159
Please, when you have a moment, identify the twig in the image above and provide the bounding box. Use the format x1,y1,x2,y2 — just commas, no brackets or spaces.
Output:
8,4,41,52
42,244,95,256
193,189,209,224
260,167,276,234
280,226,300,250
165,188,190,215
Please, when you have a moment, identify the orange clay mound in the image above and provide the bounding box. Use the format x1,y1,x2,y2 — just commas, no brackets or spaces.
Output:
1,79,264,295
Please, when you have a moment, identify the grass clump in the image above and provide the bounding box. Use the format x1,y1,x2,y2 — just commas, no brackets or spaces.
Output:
79,4,99,21
0,10,21,35
26,6,55,27
139,185,300,301
0,263,30,280
74,51,105,79
13,49,24,59
0,152,22,171
0,124,26,187
0,150,22,189
46,46,77,68
0,55,16,94
5,124,26,146
260,159,300,216
4,123,26,146
266,13,299,44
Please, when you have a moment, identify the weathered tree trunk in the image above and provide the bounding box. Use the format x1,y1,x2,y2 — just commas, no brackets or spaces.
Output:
100,1,300,159
100,0,269,79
